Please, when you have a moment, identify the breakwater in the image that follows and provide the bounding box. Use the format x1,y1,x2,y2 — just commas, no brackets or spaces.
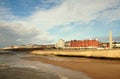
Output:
31,49,120,58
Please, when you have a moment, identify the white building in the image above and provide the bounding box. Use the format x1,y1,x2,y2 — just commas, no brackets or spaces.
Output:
55,39,65,49
113,42,120,48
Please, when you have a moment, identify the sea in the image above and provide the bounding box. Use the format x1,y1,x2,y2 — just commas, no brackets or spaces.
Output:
0,51,91,79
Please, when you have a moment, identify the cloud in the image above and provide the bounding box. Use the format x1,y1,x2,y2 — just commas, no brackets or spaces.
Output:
0,0,120,47
29,2,69,28
29,0,120,26
96,36,120,42
0,7,19,21
0,21,56,47
97,6,120,22
66,0,120,22
35,0,63,10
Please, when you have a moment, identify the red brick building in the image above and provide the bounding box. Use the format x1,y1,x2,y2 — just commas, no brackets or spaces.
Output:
70,39,98,47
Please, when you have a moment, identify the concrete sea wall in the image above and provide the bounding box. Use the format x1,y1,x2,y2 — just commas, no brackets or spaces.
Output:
31,49,120,58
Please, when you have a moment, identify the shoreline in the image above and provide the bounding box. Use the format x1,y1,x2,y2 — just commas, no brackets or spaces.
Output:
22,55,120,79
0,54,91,79
30,49,120,58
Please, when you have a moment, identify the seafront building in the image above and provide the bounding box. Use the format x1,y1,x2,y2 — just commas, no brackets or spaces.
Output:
70,39,98,47
54,30,119,49
55,39,120,50
55,39,99,49
112,42,120,48
63,39,99,50
55,39,65,49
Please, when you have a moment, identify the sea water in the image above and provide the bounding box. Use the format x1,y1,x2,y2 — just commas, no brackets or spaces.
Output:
0,53,91,79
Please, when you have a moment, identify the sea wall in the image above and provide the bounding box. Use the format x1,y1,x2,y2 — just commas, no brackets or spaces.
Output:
31,49,120,58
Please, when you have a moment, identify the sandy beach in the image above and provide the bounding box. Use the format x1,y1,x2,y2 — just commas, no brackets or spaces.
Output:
23,55,120,79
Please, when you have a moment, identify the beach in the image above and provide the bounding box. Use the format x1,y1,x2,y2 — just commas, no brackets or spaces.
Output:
0,54,91,79
0,67,60,79
23,55,120,79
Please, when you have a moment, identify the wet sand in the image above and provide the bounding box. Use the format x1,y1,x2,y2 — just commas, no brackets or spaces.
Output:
0,67,60,79
23,56,120,79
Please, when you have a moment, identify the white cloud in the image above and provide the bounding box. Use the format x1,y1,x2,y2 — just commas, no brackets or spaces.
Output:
61,26,72,32
0,7,19,21
28,2,69,29
66,0,120,22
98,6,120,22
0,0,120,47
0,20,55,47
28,0,120,26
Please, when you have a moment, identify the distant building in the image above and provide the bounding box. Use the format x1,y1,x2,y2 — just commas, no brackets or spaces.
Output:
70,39,98,48
113,42,120,48
3,45,19,49
99,42,120,49
55,39,65,49
46,44,55,49
55,38,120,50
98,42,109,49
64,41,71,47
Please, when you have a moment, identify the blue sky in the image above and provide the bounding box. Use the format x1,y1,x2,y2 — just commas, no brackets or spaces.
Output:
0,0,120,47
0,0,62,16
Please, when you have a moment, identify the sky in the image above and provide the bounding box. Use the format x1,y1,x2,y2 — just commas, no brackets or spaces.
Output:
0,0,120,47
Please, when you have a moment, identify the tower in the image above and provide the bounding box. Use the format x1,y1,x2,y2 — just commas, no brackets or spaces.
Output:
109,30,112,49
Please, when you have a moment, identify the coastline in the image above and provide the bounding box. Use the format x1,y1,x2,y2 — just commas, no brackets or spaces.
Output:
0,54,91,79
22,55,120,79
30,49,120,58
